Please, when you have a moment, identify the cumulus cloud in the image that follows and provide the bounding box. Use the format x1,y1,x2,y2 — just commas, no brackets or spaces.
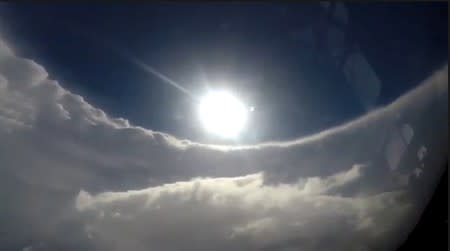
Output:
0,35,447,251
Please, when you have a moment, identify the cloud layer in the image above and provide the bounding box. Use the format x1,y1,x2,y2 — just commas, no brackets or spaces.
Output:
0,36,447,251
76,166,412,251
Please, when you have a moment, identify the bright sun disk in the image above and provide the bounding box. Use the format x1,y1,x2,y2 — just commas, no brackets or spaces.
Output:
198,90,248,139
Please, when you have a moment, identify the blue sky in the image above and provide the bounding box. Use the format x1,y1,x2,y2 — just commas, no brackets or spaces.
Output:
0,2,446,143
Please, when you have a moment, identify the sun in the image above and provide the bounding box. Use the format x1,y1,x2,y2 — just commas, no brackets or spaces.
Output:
198,90,248,139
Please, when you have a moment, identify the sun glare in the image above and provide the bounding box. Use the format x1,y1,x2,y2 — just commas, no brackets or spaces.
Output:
198,90,248,139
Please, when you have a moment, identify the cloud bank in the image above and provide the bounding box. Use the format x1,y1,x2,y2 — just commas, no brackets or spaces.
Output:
0,36,447,251
76,167,411,251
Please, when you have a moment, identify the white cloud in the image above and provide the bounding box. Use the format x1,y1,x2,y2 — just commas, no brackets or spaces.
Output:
75,167,412,251
0,35,447,251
